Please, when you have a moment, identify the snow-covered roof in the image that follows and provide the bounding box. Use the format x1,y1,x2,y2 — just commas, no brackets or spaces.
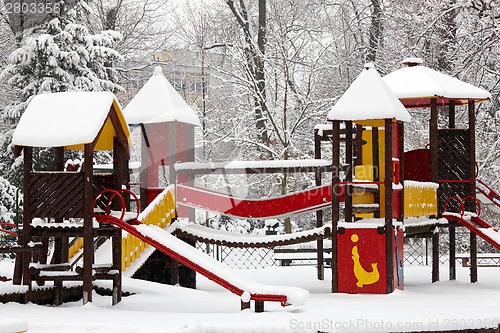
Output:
383,58,491,107
123,66,201,126
12,92,131,152
327,63,411,122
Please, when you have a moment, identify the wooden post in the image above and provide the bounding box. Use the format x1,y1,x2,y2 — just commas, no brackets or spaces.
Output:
449,223,456,280
448,100,457,280
432,231,440,282
468,99,478,283
468,99,476,200
255,301,264,313
430,98,439,183
470,232,478,283
448,100,456,129
345,121,353,222
22,147,33,287
170,258,179,285
314,129,324,281
241,300,250,311
398,122,405,222
112,228,122,305
140,124,150,210
372,127,380,218
331,120,341,293
53,147,64,304
384,119,394,294
83,144,94,304
355,125,363,166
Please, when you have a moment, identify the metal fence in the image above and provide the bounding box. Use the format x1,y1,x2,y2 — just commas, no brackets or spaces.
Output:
196,243,277,269
197,230,500,269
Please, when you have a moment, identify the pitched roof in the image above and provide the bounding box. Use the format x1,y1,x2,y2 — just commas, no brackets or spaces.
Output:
123,66,201,126
12,91,131,152
327,64,411,122
383,58,491,107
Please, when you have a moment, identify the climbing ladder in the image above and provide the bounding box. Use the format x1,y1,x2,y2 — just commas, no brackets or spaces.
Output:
67,186,176,272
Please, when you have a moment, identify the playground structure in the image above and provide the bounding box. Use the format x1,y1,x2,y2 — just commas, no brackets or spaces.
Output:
1,59,498,311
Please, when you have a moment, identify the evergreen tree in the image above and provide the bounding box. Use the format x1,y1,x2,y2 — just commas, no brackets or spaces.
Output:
0,175,20,253
0,175,19,225
0,2,124,119
0,1,124,200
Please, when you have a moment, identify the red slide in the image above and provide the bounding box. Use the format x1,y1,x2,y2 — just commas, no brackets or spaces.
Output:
176,184,340,219
476,179,500,211
95,214,308,307
443,212,500,250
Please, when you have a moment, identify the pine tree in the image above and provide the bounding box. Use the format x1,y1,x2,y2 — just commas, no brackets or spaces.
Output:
0,2,124,119
0,1,124,208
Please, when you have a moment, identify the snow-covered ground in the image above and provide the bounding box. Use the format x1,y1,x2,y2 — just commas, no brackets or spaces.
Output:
0,263,499,332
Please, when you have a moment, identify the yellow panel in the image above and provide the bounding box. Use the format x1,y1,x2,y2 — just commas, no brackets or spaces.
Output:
355,119,385,127
404,182,438,217
357,127,389,218
361,128,386,180
64,100,131,152
354,165,373,181
123,186,177,271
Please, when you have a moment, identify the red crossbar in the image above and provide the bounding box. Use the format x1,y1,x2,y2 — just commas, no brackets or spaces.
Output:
176,184,339,219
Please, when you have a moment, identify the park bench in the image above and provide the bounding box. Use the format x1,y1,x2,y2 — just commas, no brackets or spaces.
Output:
273,246,332,266
455,253,500,267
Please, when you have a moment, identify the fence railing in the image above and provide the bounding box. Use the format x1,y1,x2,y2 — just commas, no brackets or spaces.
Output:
197,230,498,269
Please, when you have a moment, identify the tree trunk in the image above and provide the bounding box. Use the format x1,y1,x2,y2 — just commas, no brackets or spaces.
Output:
367,0,383,63
226,0,269,145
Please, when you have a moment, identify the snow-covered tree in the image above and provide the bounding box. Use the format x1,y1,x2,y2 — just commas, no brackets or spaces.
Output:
0,175,18,225
0,2,124,120
0,175,20,252
0,1,124,187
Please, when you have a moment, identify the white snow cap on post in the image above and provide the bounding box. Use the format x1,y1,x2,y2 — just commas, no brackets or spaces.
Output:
123,66,201,126
327,63,411,122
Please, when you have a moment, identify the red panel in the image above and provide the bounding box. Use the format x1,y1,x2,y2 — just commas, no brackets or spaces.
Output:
400,97,483,108
177,184,342,219
337,227,404,294
337,228,387,294
392,189,402,218
392,122,401,159
404,148,431,182
146,187,164,205
142,122,170,187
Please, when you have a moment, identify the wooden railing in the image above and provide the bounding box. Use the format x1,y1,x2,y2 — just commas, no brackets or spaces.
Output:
122,186,176,270
404,181,439,217
30,172,84,218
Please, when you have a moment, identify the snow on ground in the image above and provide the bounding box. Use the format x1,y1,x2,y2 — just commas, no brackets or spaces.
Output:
0,264,499,332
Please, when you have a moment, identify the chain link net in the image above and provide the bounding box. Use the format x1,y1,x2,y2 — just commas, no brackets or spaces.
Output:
197,230,500,269
196,243,277,269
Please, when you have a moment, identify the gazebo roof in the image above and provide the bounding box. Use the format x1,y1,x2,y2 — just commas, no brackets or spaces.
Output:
383,58,491,108
327,64,411,122
123,66,201,126
12,91,131,153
